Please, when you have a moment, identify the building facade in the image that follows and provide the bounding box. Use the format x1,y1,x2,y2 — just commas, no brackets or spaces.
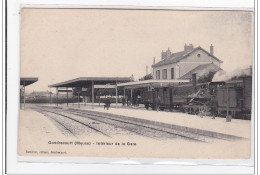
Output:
152,44,222,80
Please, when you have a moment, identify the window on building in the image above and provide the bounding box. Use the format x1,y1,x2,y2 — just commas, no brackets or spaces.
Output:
156,70,160,80
162,69,167,80
171,68,174,79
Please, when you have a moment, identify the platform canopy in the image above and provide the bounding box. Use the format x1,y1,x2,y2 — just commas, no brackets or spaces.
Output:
20,77,38,110
117,79,190,89
20,77,38,86
48,77,132,88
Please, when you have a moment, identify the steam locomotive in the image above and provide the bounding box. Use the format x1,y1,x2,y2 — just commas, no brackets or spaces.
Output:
138,75,252,120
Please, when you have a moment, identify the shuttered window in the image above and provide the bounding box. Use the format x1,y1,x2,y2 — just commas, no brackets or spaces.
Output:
156,70,160,80
162,69,167,79
171,68,174,79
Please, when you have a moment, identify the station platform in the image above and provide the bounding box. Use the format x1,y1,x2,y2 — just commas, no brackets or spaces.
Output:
19,109,66,139
42,103,251,139
18,109,68,155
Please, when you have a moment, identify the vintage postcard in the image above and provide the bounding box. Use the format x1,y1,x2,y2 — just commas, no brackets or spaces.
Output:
19,8,253,160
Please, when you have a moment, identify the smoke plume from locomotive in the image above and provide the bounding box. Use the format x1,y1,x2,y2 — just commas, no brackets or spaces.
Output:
212,66,252,82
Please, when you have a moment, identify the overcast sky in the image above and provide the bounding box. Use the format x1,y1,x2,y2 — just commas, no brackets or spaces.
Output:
20,9,253,92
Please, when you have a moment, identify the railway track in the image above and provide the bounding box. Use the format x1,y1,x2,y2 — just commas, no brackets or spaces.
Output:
33,106,243,142
65,109,206,142
39,109,110,137
35,108,186,140
43,112,76,137
36,108,136,138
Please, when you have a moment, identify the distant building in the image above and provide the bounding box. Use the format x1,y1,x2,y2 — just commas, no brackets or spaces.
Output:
27,91,73,99
152,44,222,80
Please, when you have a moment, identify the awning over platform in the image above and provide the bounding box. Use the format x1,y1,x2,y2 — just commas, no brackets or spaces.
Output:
48,77,131,88
48,77,132,106
117,79,190,88
20,77,38,86
20,77,39,110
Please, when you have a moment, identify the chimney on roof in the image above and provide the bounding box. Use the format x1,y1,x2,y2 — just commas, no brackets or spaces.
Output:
161,50,166,60
146,65,148,75
166,48,171,59
184,44,194,52
210,44,214,55
152,57,156,77
161,48,172,60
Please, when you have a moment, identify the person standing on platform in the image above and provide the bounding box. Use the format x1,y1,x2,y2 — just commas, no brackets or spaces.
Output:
155,95,160,112
126,96,129,107
129,96,132,107
122,97,126,106
104,97,111,110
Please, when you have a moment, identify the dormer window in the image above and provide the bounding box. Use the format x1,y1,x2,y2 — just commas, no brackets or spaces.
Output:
197,54,200,57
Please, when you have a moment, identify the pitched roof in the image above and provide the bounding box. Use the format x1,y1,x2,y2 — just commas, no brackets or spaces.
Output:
20,77,38,86
153,46,223,68
49,77,131,87
180,63,222,79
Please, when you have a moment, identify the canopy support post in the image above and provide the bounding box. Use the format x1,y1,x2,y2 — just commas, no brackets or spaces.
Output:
116,82,118,107
49,87,52,105
23,81,25,110
67,87,68,107
131,87,133,107
92,81,94,109
78,92,80,108
20,86,22,109
84,95,86,106
56,87,58,106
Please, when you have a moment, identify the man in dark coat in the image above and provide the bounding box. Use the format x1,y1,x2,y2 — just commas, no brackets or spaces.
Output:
122,97,126,106
154,95,160,112
104,97,111,110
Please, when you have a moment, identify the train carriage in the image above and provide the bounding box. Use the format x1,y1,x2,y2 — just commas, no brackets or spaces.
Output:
216,76,252,119
119,75,252,120
141,79,225,113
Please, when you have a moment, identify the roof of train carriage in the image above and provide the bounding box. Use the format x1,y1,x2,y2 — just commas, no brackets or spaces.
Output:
20,77,38,86
117,79,190,88
48,77,132,88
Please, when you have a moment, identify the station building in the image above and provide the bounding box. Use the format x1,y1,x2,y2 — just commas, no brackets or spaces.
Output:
152,44,223,80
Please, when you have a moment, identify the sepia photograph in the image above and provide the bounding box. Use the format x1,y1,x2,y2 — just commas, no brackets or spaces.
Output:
18,8,253,159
